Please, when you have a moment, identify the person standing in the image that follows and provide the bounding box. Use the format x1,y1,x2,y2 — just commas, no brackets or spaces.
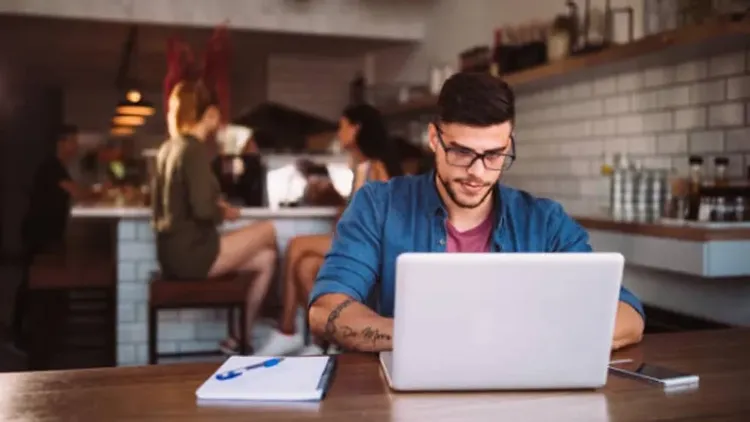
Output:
24,124,101,253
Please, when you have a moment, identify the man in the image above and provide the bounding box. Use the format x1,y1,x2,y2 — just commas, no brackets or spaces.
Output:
308,72,645,353
25,124,100,252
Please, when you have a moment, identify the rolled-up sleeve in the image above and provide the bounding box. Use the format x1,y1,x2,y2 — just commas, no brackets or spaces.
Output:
308,183,383,307
546,201,645,320
183,144,223,224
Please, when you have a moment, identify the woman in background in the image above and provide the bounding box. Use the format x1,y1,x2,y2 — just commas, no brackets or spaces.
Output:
152,79,278,355
392,135,434,175
271,104,403,355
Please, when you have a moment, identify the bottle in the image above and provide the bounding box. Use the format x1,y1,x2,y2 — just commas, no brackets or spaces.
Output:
689,156,704,192
714,157,729,187
429,65,443,95
600,152,615,176
713,197,727,222
687,156,704,220
733,197,745,222
698,197,711,222
491,29,503,76
609,153,627,215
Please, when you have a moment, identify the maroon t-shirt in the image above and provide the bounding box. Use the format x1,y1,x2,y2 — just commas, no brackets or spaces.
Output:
446,213,494,253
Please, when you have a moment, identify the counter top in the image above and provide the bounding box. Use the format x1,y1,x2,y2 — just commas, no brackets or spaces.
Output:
71,205,339,219
575,215,750,241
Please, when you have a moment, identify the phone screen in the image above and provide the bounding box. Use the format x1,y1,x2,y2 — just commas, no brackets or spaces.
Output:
611,362,691,381
634,364,692,380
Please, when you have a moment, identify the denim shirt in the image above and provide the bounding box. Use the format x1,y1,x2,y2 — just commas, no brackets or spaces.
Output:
309,171,644,320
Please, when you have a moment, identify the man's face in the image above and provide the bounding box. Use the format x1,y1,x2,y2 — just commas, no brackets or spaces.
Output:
429,121,513,209
58,134,79,162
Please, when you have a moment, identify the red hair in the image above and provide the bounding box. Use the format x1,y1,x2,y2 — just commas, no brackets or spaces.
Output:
163,24,231,124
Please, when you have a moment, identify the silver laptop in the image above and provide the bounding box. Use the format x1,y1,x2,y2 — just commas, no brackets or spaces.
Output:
380,252,625,391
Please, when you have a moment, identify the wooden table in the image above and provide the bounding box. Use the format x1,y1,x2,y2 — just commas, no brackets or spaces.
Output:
1,329,749,421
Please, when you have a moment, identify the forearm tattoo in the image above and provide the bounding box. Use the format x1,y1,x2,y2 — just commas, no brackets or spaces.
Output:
324,299,355,341
323,299,392,350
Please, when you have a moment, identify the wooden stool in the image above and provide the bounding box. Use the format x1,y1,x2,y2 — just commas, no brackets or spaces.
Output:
25,252,117,370
148,272,254,364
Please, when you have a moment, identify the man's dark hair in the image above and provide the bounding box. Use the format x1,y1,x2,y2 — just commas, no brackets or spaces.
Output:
57,124,78,141
437,72,515,126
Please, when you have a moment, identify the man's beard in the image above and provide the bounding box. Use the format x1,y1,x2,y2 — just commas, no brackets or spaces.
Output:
436,170,497,209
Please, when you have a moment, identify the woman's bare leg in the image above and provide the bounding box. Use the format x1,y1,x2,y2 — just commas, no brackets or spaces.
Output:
206,220,277,349
208,220,276,277
235,248,277,338
279,234,332,334
294,255,324,307
294,255,326,348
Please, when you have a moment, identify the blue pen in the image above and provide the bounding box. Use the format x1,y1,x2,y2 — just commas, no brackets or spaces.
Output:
215,358,284,381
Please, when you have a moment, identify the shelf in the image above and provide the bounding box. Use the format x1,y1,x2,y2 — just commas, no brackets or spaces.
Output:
382,18,750,118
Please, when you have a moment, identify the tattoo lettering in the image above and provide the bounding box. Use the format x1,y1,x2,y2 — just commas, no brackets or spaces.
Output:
361,327,391,345
340,326,358,338
324,299,355,341
337,325,391,349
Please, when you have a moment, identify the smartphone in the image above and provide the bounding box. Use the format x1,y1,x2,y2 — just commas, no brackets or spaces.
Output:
609,361,699,388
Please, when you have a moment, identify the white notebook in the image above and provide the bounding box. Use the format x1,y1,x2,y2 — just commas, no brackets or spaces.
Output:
195,356,336,402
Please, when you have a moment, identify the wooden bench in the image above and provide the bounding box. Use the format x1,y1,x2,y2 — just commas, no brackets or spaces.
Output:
148,272,255,364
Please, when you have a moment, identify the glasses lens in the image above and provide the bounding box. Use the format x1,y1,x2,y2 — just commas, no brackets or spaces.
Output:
445,150,475,167
446,151,514,171
483,153,511,171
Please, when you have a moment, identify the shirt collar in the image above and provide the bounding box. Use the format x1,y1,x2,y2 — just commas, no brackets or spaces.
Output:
422,170,506,237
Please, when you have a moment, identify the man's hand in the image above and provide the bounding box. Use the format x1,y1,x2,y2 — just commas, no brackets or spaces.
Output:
309,294,394,352
612,301,645,351
60,180,99,202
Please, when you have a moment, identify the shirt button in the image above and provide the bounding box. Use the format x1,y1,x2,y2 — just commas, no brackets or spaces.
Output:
439,239,445,246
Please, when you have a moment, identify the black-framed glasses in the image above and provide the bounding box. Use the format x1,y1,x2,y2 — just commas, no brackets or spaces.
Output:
434,122,516,171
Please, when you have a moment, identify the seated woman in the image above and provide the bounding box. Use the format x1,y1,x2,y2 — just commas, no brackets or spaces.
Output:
152,79,278,355
274,104,403,353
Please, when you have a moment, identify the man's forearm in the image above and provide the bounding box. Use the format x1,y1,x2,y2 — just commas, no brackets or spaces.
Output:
310,295,393,352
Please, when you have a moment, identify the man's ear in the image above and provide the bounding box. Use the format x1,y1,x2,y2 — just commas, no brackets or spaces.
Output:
427,123,438,153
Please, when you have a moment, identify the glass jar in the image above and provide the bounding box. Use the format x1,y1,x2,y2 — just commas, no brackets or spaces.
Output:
688,156,704,193
714,157,729,187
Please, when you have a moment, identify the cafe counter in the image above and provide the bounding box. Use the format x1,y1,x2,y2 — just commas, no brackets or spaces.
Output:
575,215,750,327
71,205,337,366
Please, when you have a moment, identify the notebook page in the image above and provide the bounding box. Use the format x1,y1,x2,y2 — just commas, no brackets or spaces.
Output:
196,356,332,402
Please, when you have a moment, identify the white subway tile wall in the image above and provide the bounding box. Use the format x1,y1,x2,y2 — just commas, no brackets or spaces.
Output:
116,218,333,366
267,55,362,121
508,46,750,216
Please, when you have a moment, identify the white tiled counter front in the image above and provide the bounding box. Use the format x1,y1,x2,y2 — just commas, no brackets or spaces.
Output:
72,206,337,366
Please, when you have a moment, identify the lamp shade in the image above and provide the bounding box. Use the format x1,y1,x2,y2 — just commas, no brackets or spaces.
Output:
111,126,135,137
116,90,155,117
112,115,146,126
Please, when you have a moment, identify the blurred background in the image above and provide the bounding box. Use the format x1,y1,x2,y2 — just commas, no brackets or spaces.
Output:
0,0,749,371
